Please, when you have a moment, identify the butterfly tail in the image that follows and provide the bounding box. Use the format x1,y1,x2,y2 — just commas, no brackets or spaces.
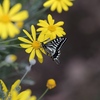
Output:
54,58,60,64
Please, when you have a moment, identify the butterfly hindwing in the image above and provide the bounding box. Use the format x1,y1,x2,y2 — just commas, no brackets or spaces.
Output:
42,37,67,64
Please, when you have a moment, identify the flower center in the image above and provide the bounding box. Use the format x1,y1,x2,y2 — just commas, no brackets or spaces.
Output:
48,25,56,32
16,21,24,29
32,41,41,49
0,15,10,23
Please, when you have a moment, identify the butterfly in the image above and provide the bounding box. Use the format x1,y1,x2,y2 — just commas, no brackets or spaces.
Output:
42,37,67,64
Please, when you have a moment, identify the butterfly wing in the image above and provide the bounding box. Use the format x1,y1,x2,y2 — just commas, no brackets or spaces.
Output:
42,37,67,64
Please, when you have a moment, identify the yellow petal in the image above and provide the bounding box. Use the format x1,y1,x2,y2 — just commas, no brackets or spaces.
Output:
37,20,48,27
29,49,35,61
61,1,68,11
11,90,18,100
56,32,63,37
18,37,32,44
37,31,46,42
3,0,10,14
59,29,66,35
0,24,8,39
36,49,43,59
40,48,46,54
10,11,29,21
31,25,36,40
43,0,53,7
30,96,37,100
20,44,32,48
25,47,33,53
7,22,20,38
38,58,43,63
0,80,8,94
10,80,21,92
57,2,62,13
0,4,3,15
23,29,33,41
9,3,22,16
50,32,56,40
55,21,64,26
48,14,54,25
51,1,57,11
64,0,73,6
17,89,32,99
37,27,44,32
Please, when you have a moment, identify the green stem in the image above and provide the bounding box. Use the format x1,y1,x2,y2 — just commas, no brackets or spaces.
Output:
0,36,27,44
20,64,33,83
0,38,18,44
0,44,21,48
38,88,49,100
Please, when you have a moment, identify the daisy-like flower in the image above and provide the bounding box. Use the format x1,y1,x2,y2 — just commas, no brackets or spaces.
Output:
37,14,66,40
43,0,73,13
0,0,29,39
18,25,45,63
0,79,36,100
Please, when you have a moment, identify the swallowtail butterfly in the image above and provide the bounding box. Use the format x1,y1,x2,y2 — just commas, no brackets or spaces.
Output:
42,37,67,64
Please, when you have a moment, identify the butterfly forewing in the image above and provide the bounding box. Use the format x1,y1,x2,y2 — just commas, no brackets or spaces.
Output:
42,37,67,64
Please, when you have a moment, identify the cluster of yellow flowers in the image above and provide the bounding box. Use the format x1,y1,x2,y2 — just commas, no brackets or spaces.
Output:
0,0,73,39
0,0,74,100
0,79,56,100
18,14,66,63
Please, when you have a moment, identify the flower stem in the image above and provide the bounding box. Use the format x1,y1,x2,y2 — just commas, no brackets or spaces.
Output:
20,64,32,83
38,88,49,100
0,44,21,48
0,38,18,44
0,36,27,44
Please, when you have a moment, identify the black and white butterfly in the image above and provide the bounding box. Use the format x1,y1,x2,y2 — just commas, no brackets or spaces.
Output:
42,37,67,64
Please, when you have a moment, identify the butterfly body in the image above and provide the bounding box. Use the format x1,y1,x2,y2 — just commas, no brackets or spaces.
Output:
42,37,67,64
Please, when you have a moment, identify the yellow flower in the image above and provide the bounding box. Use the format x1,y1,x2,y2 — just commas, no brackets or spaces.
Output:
5,54,17,63
43,0,73,13
0,0,29,39
0,79,36,100
18,25,45,63
46,79,56,89
16,89,37,100
0,79,20,99
37,14,66,40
